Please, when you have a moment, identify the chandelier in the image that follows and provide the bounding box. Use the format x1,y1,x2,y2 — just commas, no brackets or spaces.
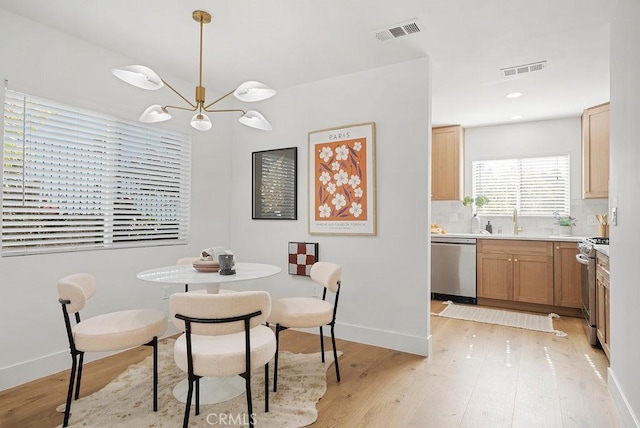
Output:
111,10,275,132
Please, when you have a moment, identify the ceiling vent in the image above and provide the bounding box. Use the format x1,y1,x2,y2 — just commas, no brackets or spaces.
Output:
374,19,421,42
500,60,547,78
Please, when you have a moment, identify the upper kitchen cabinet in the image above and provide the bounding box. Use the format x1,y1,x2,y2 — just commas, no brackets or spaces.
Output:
432,125,463,201
582,102,610,199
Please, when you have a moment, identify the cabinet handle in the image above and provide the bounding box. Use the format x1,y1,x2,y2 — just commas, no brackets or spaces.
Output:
508,258,512,262
514,258,518,262
556,246,560,250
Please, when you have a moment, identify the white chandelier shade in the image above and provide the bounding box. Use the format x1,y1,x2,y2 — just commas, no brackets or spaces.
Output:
139,105,172,123
111,10,274,132
238,110,272,131
190,113,212,131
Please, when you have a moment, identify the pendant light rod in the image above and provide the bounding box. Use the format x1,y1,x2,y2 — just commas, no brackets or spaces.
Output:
111,9,275,131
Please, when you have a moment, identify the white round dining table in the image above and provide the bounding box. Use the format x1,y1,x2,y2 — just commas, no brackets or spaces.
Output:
137,262,281,405
137,262,281,293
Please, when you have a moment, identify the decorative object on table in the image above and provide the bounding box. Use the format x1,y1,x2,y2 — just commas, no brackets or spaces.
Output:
435,301,567,336
485,221,492,234
252,147,297,220
193,247,235,273
463,195,490,234
218,253,236,275
56,273,167,427
554,212,576,236
268,262,342,392
308,122,376,235
111,10,275,132
55,338,339,427
596,213,609,237
288,242,319,276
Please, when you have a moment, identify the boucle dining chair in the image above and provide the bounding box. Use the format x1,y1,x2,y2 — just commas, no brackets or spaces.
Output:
267,261,342,392
57,273,167,427
170,291,276,428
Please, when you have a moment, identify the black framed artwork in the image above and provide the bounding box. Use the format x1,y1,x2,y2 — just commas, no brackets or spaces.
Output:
252,147,297,220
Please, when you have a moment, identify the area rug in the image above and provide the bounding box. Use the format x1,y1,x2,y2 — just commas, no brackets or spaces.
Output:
435,301,567,337
58,339,340,427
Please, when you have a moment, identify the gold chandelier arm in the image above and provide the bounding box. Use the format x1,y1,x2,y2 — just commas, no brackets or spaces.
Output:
203,88,235,110
202,107,246,114
163,104,198,112
161,79,198,109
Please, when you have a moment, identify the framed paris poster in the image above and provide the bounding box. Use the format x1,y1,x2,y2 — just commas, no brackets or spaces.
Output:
308,122,376,235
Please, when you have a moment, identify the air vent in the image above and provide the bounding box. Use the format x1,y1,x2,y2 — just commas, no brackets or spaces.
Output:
500,60,547,78
374,19,421,42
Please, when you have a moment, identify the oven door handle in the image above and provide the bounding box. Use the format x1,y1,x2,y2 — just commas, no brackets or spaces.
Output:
576,253,590,265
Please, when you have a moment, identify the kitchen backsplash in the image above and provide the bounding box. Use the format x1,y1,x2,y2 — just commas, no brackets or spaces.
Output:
432,199,609,237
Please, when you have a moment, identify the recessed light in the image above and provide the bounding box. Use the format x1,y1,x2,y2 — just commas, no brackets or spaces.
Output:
511,115,523,120
506,92,524,99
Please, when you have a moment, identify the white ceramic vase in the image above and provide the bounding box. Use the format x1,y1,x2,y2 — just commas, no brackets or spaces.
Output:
559,225,572,236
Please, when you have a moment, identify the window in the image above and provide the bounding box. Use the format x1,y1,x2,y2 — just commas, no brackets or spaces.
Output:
2,89,191,256
472,155,570,217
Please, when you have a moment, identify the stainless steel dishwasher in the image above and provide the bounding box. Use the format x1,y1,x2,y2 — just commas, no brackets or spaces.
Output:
431,236,477,304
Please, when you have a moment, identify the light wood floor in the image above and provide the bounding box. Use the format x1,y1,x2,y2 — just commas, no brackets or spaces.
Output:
0,301,622,427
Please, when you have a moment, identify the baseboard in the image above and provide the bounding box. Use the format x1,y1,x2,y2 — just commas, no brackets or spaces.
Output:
295,321,431,357
0,330,179,393
0,348,114,392
608,367,640,427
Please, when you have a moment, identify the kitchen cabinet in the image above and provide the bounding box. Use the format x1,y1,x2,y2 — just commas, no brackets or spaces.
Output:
582,102,610,199
432,125,463,201
477,240,554,305
553,242,582,308
596,251,610,359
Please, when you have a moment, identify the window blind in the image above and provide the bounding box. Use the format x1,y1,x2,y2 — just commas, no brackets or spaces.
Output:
2,89,191,256
472,155,570,217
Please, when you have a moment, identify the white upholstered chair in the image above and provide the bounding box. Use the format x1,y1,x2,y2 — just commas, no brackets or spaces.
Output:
170,291,276,428
57,273,167,427
267,261,342,392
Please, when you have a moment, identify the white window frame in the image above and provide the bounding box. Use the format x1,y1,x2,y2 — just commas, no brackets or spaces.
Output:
472,155,570,217
2,88,191,256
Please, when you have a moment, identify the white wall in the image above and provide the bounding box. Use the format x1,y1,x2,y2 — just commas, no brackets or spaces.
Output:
0,9,235,390
432,118,608,236
608,0,640,426
227,58,432,355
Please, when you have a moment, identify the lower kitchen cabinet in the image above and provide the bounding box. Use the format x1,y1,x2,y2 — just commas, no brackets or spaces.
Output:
477,240,553,305
596,252,610,359
553,242,582,308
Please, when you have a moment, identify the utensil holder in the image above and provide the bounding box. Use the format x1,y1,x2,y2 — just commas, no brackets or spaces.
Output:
598,224,608,237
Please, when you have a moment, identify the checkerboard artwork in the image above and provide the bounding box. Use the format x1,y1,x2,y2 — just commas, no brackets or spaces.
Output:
288,242,319,276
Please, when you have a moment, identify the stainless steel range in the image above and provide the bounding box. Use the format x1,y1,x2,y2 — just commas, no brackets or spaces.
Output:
576,237,609,345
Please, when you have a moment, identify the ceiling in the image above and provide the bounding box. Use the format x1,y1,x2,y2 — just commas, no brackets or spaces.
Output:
0,0,615,128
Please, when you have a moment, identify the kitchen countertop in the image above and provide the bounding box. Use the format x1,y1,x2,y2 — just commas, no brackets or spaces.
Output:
430,232,585,243
595,244,610,256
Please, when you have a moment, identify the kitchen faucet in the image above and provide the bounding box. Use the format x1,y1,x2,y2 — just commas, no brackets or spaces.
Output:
513,207,523,235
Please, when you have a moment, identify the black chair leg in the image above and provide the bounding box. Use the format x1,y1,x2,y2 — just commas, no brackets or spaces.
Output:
183,377,194,428
273,325,281,392
195,377,200,415
320,326,325,362
62,354,78,427
264,362,269,413
331,324,340,382
74,352,84,399
245,369,254,428
152,337,158,411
